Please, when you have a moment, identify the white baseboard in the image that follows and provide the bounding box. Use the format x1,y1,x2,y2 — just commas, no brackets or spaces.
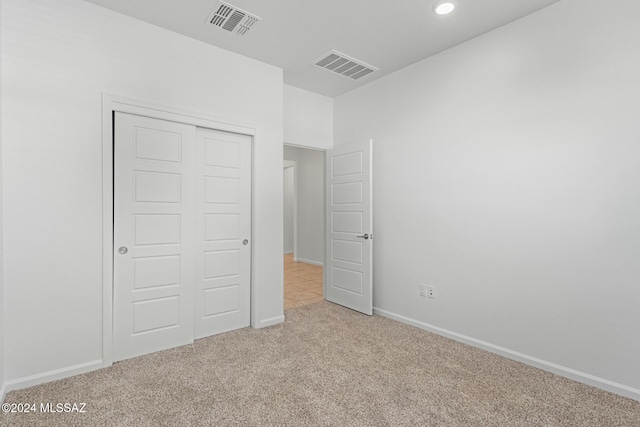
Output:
284,250,294,255
257,315,285,328
1,359,104,402
0,381,7,404
373,307,640,402
293,257,323,267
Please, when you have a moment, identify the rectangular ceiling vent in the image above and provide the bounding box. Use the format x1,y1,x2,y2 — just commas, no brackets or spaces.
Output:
207,1,261,36
314,50,379,80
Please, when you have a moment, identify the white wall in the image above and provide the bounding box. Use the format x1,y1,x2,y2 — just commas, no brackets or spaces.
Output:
0,0,5,401
334,0,640,399
284,146,324,266
1,0,283,389
284,84,333,150
283,166,295,254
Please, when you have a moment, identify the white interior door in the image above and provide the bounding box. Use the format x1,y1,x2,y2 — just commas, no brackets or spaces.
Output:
113,112,195,362
194,128,252,338
325,140,373,315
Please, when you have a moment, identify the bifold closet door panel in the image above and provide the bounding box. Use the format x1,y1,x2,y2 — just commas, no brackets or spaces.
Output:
113,112,196,362
194,127,252,339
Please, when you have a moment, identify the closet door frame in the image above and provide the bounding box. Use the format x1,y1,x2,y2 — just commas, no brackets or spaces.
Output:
101,93,256,367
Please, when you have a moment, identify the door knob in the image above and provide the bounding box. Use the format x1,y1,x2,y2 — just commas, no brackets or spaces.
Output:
356,234,369,240
118,246,128,254
243,239,249,245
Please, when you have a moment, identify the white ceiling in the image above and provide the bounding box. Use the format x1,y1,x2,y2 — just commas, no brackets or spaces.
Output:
83,0,562,98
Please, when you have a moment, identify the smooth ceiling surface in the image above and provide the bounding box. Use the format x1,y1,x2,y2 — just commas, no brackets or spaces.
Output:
83,0,563,97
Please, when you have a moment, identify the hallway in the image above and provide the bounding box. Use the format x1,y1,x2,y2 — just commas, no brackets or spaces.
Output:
284,254,323,309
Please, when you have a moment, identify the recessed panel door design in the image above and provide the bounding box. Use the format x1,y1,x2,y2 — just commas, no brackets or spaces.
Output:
113,112,196,362
194,128,252,338
325,140,373,315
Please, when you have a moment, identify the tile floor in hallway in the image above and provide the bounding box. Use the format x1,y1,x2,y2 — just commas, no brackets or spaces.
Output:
284,253,324,310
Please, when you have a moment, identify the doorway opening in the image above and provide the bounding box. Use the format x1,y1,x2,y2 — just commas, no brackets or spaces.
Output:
283,145,325,310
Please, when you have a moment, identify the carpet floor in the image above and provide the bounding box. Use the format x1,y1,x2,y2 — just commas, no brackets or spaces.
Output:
1,301,638,426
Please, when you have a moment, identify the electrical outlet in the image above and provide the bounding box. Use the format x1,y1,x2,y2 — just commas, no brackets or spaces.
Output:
419,284,427,297
428,285,436,299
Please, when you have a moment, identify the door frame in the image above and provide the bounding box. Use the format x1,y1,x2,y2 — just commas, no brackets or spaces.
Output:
283,161,297,259
101,93,257,367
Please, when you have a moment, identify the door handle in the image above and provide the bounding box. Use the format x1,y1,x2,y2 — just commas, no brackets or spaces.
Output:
118,246,128,254
356,234,369,240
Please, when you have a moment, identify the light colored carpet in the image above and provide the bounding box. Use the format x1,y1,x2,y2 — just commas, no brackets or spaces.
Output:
1,301,638,426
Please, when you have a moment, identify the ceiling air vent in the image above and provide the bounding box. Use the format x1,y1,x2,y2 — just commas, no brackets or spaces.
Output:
314,50,378,80
207,1,261,36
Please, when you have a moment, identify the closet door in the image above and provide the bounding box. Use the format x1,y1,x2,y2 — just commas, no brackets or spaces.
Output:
113,112,195,362
194,128,252,338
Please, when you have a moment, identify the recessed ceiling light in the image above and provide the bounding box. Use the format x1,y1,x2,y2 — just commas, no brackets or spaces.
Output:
434,2,456,15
